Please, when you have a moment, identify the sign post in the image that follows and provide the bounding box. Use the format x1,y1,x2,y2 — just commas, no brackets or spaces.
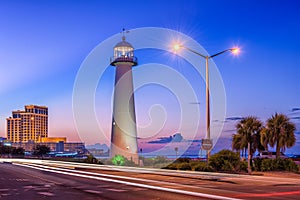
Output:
201,139,213,164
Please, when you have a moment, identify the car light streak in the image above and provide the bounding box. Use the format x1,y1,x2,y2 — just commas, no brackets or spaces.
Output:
236,190,300,197
16,162,196,188
3,159,300,186
13,163,242,200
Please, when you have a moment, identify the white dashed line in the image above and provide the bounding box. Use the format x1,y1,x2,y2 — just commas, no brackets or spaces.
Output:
38,192,55,196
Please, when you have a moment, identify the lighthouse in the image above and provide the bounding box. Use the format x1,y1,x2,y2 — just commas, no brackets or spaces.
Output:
110,32,139,164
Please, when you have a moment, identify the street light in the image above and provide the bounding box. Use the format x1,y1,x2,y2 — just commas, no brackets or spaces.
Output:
173,44,240,160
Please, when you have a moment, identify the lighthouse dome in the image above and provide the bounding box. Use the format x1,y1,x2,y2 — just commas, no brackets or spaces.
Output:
111,36,137,66
114,36,134,48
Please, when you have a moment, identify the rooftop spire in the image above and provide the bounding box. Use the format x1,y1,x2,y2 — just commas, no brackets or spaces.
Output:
121,28,129,41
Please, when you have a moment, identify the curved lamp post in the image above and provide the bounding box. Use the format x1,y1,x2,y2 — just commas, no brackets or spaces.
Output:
173,44,240,161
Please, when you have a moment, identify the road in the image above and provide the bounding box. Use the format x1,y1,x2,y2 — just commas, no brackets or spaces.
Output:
0,159,300,200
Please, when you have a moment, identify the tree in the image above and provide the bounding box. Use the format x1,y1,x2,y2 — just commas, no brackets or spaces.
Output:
233,116,264,173
33,145,50,159
0,144,12,157
261,113,296,159
232,133,247,158
11,147,25,157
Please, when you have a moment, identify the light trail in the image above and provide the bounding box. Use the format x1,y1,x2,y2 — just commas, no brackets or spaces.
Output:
236,190,300,197
2,159,300,185
2,159,300,199
15,162,200,189
13,162,242,200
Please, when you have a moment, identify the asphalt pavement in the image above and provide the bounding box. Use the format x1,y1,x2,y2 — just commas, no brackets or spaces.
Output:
1,159,300,200
0,162,202,200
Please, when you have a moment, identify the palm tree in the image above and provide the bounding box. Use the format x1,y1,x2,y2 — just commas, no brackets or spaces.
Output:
232,133,246,158
261,113,296,159
233,116,264,173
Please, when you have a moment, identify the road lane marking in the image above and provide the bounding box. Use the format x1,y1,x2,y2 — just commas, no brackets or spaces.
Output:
106,189,127,192
38,192,55,196
18,162,246,197
16,163,205,190
236,190,300,197
36,160,300,185
84,190,103,194
13,163,242,200
4,159,300,185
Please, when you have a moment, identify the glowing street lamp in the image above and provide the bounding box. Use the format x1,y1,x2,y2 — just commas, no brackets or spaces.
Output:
173,43,240,160
231,47,240,55
173,44,181,51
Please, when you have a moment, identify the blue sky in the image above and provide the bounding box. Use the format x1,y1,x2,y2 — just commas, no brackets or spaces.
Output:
1,0,300,155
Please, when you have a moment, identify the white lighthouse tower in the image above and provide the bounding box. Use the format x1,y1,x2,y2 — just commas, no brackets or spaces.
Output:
110,32,139,164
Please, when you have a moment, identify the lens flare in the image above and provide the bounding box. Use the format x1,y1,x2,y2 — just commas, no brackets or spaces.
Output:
173,44,181,51
231,47,240,55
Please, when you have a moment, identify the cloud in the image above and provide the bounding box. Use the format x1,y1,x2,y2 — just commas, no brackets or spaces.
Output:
187,139,202,143
291,116,300,120
292,108,300,112
225,117,244,121
212,119,224,123
213,116,244,124
148,136,172,144
189,102,201,105
147,133,183,144
295,132,300,135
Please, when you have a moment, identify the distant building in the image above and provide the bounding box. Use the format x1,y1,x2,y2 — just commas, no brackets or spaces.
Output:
6,105,86,155
0,137,7,143
0,137,11,146
56,141,64,152
6,105,48,143
87,148,105,156
41,137,66,143
12,141,85,153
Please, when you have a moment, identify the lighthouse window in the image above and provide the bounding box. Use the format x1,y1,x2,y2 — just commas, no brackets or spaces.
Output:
114,47,134,58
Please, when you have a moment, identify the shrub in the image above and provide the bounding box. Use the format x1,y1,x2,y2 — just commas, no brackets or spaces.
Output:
178,162,192,170
111,155,126,166
260,158,298,172
124,159,137,167
83,155,102,164
162,163,178,170
209,150,240,172
221,160,235,172
194,162,213,172
274,158,285,171
282,158,298,172
100,158,113,165
154,156,169,165
143,157,155,166
253,158,263,171
261,158,273,171
239,161,248,172
11,147,25,158
189,161,201,170
175,157,191,163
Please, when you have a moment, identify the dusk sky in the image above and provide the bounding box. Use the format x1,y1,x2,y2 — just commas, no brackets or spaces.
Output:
1,0,300,155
